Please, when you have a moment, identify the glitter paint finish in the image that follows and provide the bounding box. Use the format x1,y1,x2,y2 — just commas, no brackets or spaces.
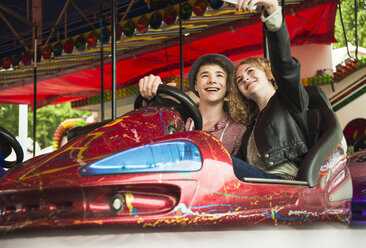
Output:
0,106,358,233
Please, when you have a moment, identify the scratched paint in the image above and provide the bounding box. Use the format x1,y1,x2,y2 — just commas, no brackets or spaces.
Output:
0,106,352,233
125,193,137,215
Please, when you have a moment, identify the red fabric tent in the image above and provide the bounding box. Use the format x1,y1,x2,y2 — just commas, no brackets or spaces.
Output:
0,0,337,107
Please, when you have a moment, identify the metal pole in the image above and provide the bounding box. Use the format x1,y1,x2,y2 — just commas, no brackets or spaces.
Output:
111,0,116,120
179,0,183,91
262,22,269,59
33,25,37,157
100,0,105,121
19,104,28,161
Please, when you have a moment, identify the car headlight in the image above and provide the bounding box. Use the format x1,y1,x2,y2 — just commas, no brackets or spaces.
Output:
80,140,202,176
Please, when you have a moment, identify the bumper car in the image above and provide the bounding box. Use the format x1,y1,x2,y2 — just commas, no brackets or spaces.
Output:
0,85,364,233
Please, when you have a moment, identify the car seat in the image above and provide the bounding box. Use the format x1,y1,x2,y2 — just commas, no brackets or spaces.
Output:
66,119,111,142
296,86,344,187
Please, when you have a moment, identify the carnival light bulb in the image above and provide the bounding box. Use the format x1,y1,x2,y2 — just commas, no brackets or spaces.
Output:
193,0,208,16
150,11,163,29
64,39,74,53
87,32,98,48
75,35,86,51
181,3,193,21
209,0,224,10
137,16,149,33
2,57,11,69
11,53,21,66
52,42,63,57
123,20,136,38
21,52,31,66
164,7,177,26
42,45,52,59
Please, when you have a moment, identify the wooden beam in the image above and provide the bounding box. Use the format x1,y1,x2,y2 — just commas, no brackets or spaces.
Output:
71,0,97,33
45,0,72,45
121,0,135,22
0,3,33,26
0,10,30,51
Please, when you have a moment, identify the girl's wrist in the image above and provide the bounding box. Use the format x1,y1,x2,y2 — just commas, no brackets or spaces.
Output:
264,3,279,16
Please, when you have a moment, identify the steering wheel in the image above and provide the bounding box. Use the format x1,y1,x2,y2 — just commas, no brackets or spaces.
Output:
134,84,202,130
0,126,24,168
354,135,366,152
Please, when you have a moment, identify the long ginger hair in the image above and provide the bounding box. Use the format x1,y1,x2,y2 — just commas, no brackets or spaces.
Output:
228,57,277,125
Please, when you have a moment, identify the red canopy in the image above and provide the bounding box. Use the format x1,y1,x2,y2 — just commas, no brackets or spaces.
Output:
0,0,337,107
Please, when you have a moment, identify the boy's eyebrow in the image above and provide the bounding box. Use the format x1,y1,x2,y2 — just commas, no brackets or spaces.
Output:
199,70,225,76
198,71,209,76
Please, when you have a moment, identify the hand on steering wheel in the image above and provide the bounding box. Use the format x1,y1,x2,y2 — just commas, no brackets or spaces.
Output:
134,84,202,130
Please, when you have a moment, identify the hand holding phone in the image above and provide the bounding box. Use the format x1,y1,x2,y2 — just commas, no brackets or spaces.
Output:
223,0,258,11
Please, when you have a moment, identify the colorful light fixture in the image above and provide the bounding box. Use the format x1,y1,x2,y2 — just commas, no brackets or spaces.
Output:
64,38,74,53
163,7,177,26
209,0,224,10
11,54,21,67
136,16,149,33
123,20,136,38
87,32,98,48
75,35,86,51
193,0,208,16
0,0,205,68
150,11,163,29
21,52,31,66
52,42,63,57
42,45,52,60
181,3,193,21
2,57,11,69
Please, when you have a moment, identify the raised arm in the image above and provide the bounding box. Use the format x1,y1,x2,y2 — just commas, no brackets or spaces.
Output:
264,14,308,113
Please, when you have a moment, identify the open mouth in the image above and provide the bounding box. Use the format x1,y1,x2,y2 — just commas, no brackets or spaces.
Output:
205,87,220,92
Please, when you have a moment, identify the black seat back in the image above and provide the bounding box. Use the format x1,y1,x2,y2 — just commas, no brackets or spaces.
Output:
296,86,343,187
67,119,111,142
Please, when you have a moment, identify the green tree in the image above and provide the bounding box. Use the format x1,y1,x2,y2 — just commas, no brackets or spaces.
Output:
334,0,366,49
0,103,90,149
0,104,19,136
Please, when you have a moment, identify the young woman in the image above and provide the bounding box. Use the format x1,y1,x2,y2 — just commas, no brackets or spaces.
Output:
138,54,246,155
229,0,311,180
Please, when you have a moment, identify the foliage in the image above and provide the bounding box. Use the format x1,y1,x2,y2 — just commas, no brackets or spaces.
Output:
334,0,366,49
0,104,19,136
0,103,90,149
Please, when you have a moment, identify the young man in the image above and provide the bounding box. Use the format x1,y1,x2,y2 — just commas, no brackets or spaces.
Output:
138,54,246,155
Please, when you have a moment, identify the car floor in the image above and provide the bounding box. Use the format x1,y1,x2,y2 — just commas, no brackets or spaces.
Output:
1,224,366,248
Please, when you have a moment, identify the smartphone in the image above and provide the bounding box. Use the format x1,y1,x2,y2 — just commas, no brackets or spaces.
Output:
223,0,238,4
223,0,258,10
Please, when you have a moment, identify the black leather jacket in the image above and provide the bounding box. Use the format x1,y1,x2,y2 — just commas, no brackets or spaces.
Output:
235,22,310,168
